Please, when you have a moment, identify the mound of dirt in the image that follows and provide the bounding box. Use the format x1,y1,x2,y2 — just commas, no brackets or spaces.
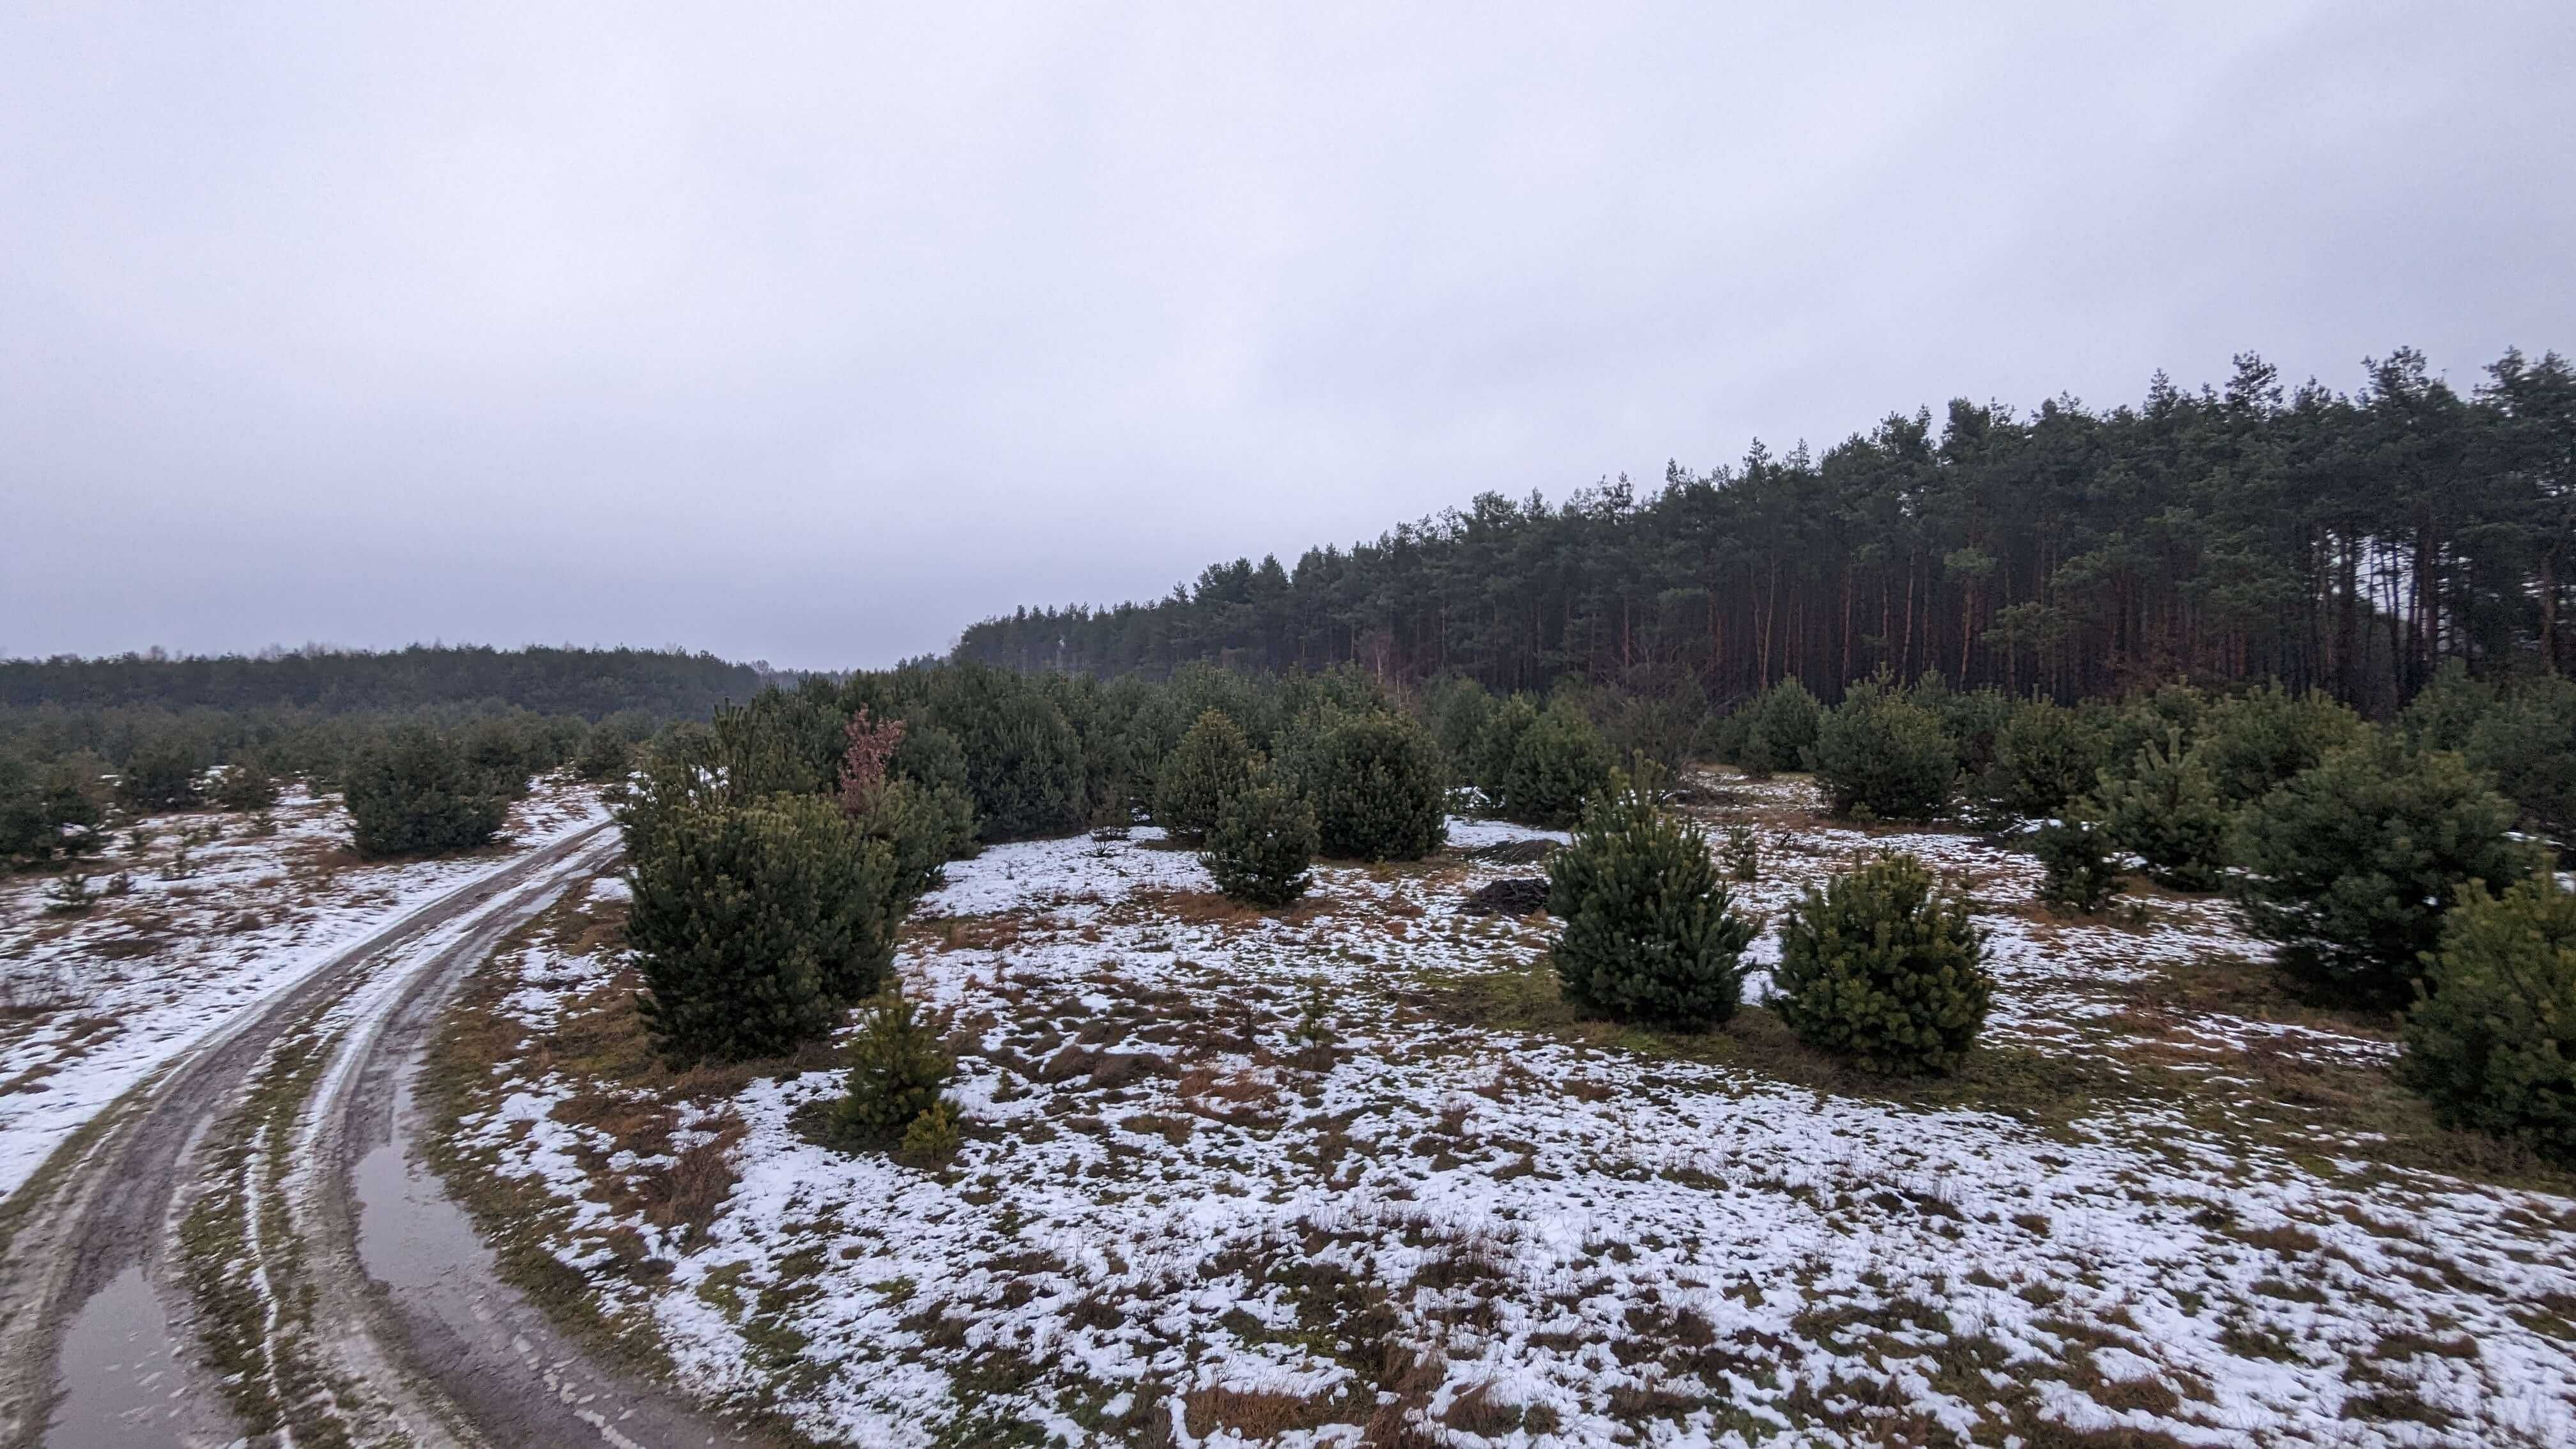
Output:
1463,838,1558,866
1460,877,1551,916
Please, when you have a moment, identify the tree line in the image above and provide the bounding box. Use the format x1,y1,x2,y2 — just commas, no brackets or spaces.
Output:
629,656,2576,1166
1,643,766,719
956,348,2575,715
0,644,776,862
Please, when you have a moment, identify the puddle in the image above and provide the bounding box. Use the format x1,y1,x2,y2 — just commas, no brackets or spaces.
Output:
45,1264,191,1449
355,1053,703,1447
351,1060,497,1346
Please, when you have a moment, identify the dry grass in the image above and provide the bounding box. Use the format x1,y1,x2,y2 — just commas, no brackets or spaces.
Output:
1179,1386,1339,1439
1438,1380,1526,1435
638,1114,749,1234
1174,1064,1286,1126
1412,948,2576,1193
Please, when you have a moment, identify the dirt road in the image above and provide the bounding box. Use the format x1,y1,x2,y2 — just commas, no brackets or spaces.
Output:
0,823,767,1448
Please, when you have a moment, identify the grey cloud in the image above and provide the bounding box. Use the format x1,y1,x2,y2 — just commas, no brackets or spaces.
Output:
4,1,2570,667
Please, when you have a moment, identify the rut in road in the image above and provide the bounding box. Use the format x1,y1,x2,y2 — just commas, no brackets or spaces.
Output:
0,822,772,1449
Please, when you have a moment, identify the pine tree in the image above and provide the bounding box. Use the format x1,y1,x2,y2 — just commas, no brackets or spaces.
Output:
2195,684,2367,808
2232,736,2539,1008
1469,696,1539,805
39,759,107,858
1772,852,1991,1075
1285,707,1446,861
2093,729,2232,891
2094,686,2207,791
836,707,976,905
859,778,979,908
43,871,96,915
2398,660,2493,754
116,737,203,813
917,664,1087,841
898,1099,963,1164
1152,709,1259,843
1202,772,1318,907
1419,674,1498,784
625,792,900,1063
0,753,39,861
211,756,282,813
464,716,539,800
2032,812,2123,914
1738,679,1821,779
2400,872,2576,1163
837,987,954,1144
834,708,907,813
1491,699,1614,827
1806,674,1956,820
2457,675,2576,843
343,726,510,858
1912,674,2014,779
1,754,106,863
574,728,632,782
1547,769,1757,1029
1974,699,2110,826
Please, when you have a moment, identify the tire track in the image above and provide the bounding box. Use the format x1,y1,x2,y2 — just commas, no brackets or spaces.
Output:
0,822,700,1448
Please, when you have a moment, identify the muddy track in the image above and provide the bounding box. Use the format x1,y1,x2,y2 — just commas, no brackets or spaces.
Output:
0,822,762,1448
291,841,772,1449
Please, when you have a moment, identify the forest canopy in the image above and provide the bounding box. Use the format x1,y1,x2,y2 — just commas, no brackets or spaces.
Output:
955,348,2575,713
0,643,767,721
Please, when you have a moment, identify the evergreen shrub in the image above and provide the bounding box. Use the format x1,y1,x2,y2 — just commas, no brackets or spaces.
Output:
1419,675,1498,783
1291,708,1446,861
1806,675,1956,819
626,792,899,1063
855,779,978,908
1910,674,2014,778
1469,697,1539,802
1739,680,1821,778
1491,700,1614,827
574,728,632,782
2232,736,2538,1008
1600,688,1703,774
1202,772,1318,907
837,709,977,905
1,755,106,863
2095,685,2207,789
2473,689,2576,843
1547,770,1757,1029
898,1100,963,1164
2401,872,2576,1163
211,756,282,813
1695,707,1749,764
912,664,1087,840
464,717,540,799
344,727,510,857
1153,710,1259,842
2453,675,2576,843
2032,813,2123,914
1975,700,2108,826
44,872,96,915
2195,684,2368,808
2094,730,2232,891
2398,658,2492,755
1721,824,1762,882
838,987,955,1145
117,739,203,813
1773,852,1991,1074
0,755,38,860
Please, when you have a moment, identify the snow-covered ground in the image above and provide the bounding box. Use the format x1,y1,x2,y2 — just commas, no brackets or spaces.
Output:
0,777,606,1196
445,776,2576,1447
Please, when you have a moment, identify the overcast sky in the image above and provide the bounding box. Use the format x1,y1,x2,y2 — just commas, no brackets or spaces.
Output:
4,3,2572,670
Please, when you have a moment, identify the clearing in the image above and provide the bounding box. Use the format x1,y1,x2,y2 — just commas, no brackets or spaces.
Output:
425,770,2576,1448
